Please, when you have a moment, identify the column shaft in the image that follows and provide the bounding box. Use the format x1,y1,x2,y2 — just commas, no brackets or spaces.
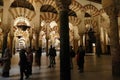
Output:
59,10,71,80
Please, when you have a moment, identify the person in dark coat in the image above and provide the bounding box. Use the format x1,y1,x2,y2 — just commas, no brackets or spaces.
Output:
70,46,75,69
77,45,85,73
1,48,12,77
48,45,54,68
26,47,33,75
36,47,42,69
52,47,57,65
19,49,29,80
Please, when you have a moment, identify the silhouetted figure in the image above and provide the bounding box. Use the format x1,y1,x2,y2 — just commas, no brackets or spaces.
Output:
77,45,85,73
36,47,42,68
26,47,33,75
70,46,75,69
53,47,57,65
1,48,12,77
48,45,55,68
19,49,29,80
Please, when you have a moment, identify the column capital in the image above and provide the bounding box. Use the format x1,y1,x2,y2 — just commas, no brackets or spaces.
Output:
2,25,10,34
55,0,71,11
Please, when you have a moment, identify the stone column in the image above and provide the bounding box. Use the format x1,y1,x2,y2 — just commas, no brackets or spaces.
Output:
29,34,33,48
1,0,11,56
35,31,39,50
9,33,14,56
55,0,71,80
105,5,120,76
32,3,41,50
79,34,84,46
96,16,102,57
73,39,78,54
2,31,9,57
45,21,50,56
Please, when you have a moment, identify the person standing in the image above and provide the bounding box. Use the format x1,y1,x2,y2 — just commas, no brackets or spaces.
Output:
70,46,75,69
48,45,54,68
36,47,42,69
77,45,85,73
1,48,12,77
52,47,57,65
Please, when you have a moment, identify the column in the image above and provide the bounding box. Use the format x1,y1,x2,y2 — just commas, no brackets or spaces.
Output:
32,2,41,50
1,0,11,56
105,6,120,76
79,34,84,46
9,34,14,56
2,31,9,57
35,31,39,50
29,35,33,48
73,39,78,54
45,22,50,56
55,0,71,80
96,16,102,57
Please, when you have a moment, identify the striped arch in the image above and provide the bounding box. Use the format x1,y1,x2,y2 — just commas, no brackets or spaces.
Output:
40,12,59,33
83,4,99,17
70,1,83,17
39,0,58,11
84,19,97,28
99,8,106,15
41,26,58,35
9,7,36,21
40,12,59,22
69,16,81,26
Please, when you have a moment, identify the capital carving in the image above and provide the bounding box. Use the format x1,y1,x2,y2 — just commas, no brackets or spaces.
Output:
55,0,71,11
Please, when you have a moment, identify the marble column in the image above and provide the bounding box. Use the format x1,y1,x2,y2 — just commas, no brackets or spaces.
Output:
32,2,41,50
105,5,120,76
2,31,9,57
9,34,14,56
55,0,71,80
79,34,84,46
1,0,11,56
29,35,33,48
96,16,102,57
73,39,78,54
35,32,39,50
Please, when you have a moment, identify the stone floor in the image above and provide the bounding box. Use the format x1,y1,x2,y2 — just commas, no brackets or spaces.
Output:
0,52,120,80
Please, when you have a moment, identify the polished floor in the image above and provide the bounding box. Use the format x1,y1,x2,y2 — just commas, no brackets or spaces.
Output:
0,52,120,80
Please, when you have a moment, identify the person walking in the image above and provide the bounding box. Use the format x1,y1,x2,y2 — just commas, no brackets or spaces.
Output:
19,49,29,80
36,47,42,69
77,45,85,73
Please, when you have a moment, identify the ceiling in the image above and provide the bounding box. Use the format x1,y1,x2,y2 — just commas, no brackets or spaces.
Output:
0,0,101,17
0,0,102,6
